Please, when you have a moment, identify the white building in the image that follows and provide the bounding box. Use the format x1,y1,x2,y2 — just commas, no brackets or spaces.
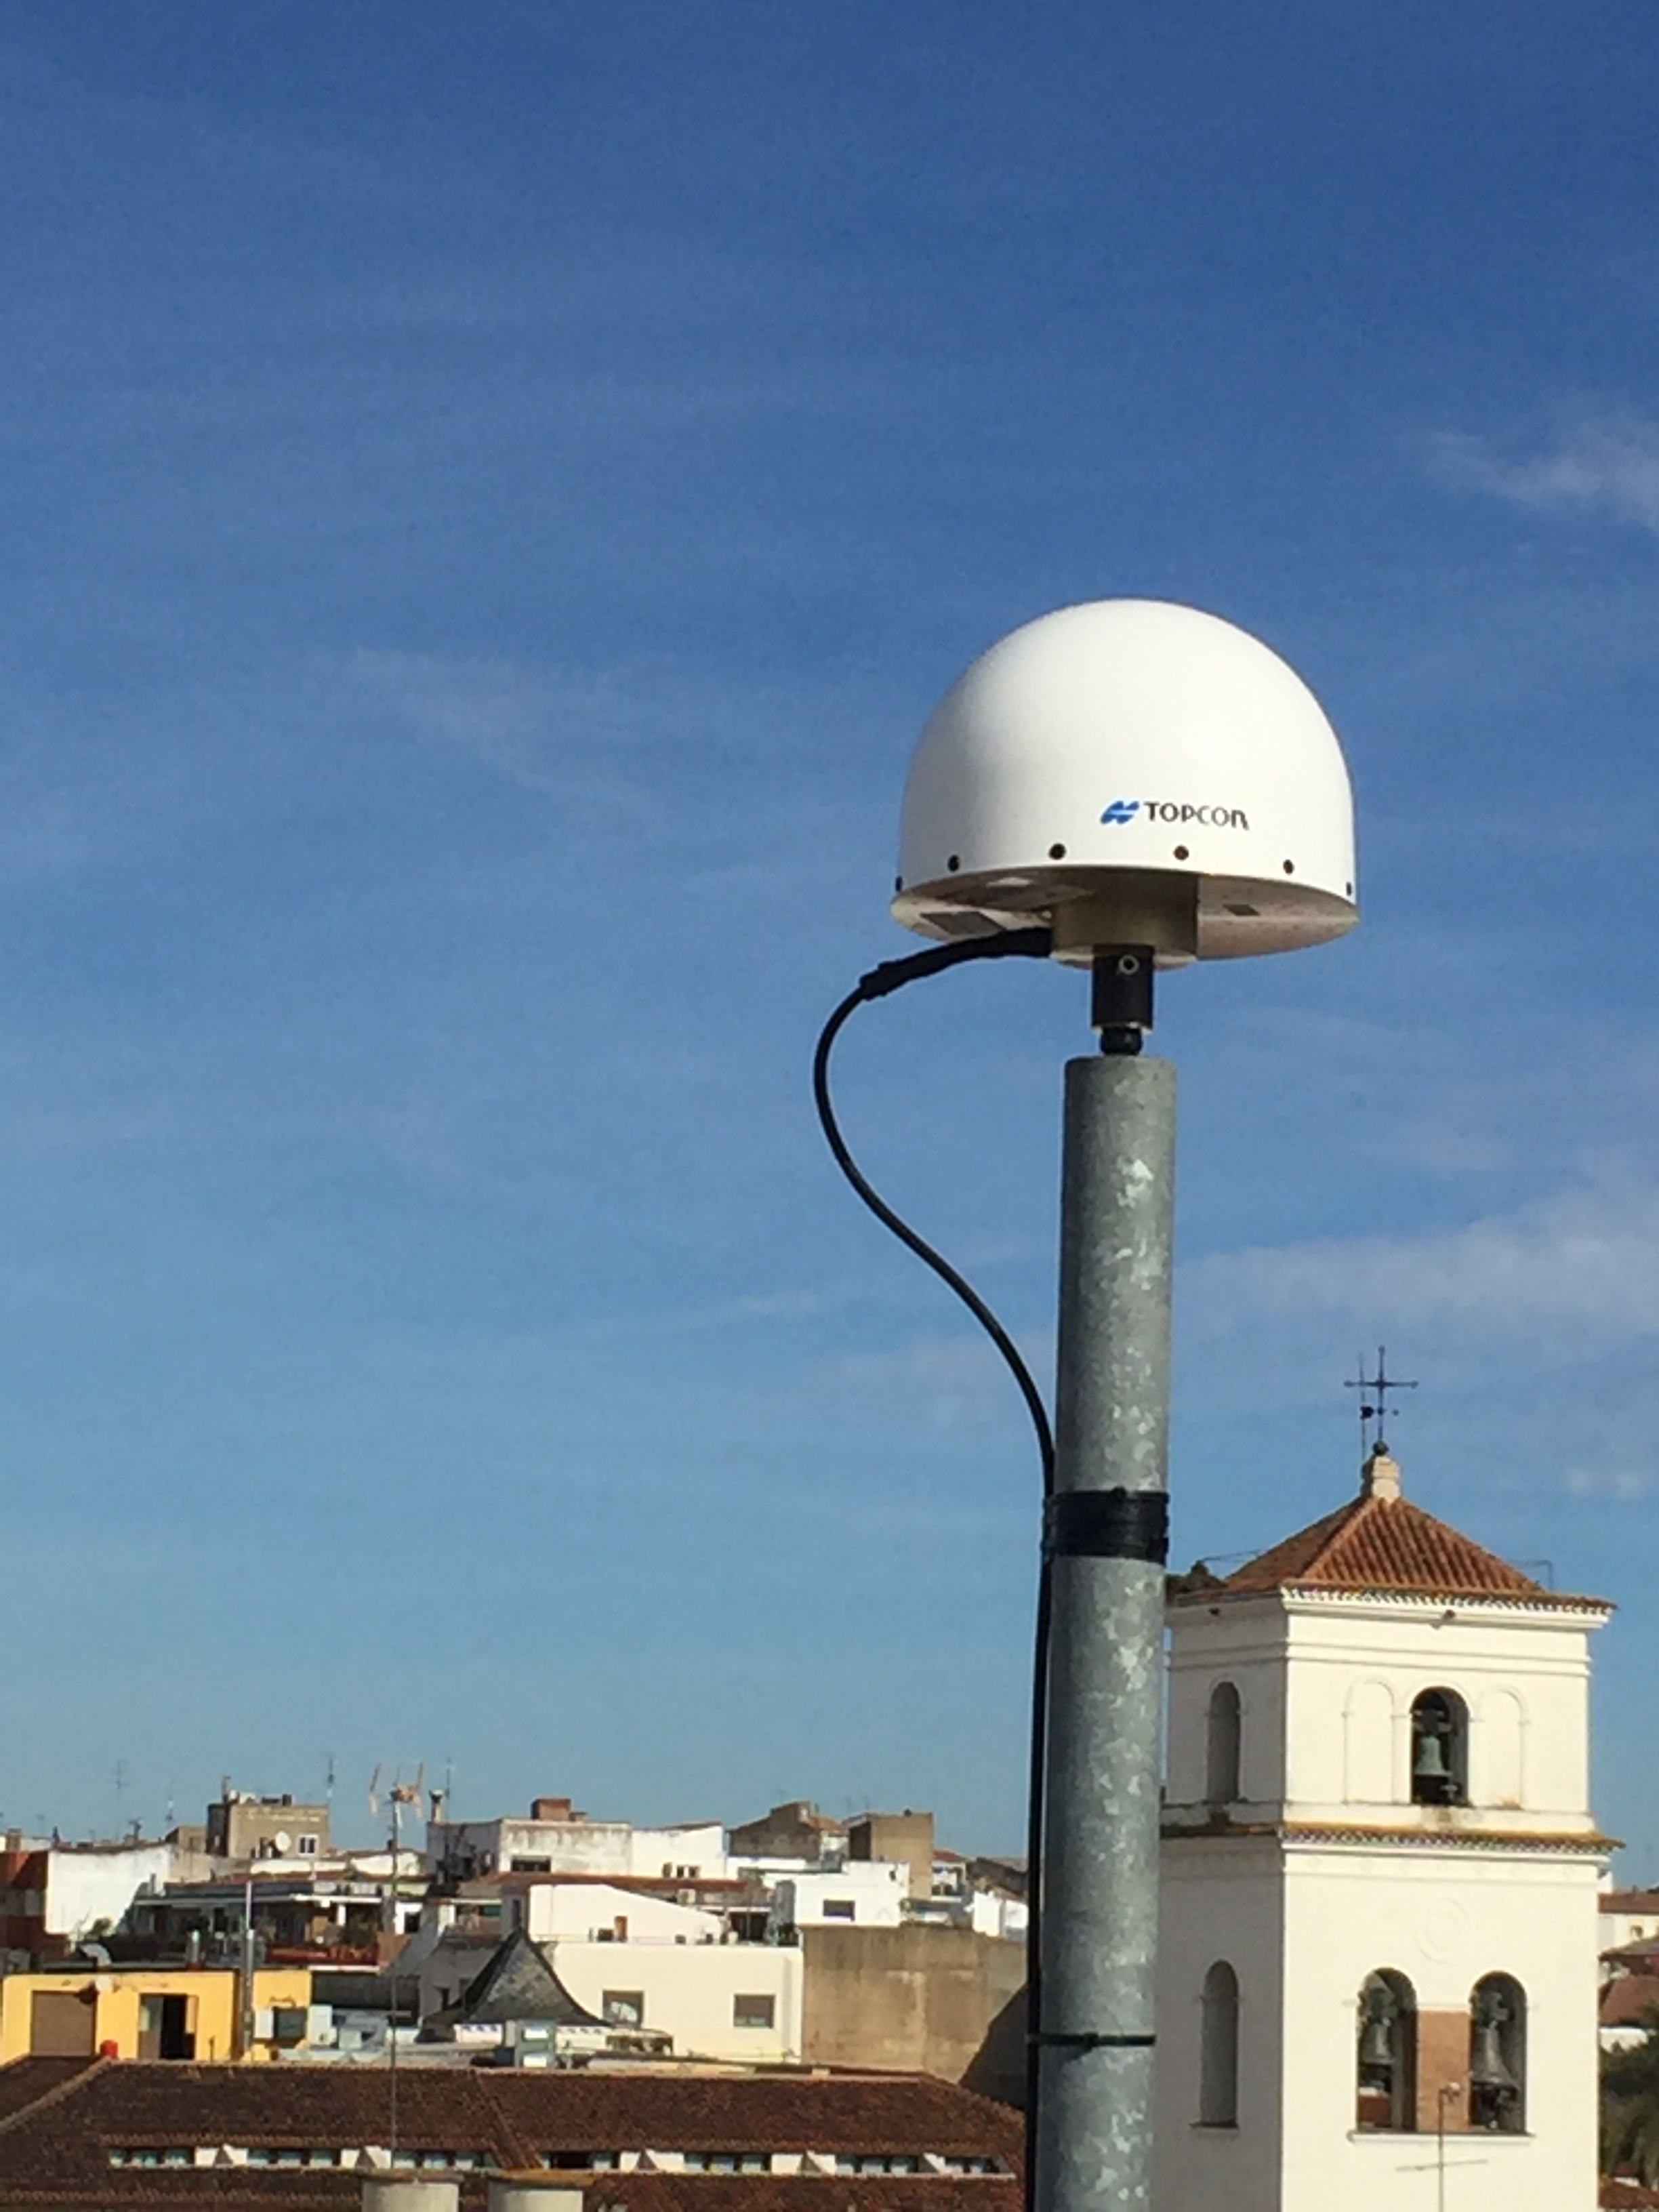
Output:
967,1888,1028,1942
0,1841,178,1950
514,1881,723,1947
770,1864,908,1930
1599,1886,1659,1955
1155,1444,1610,2212
426,1799,632,1881
427,1800,730,1885
627,1823,728,1880
546,1932,802,2063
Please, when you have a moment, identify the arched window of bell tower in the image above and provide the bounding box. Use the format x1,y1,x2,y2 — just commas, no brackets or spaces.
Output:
1410,1687,1469,1806
1205,1682,1242,1807
1469,1973,1526,2133
1355,1970,1417,2133
1198,1961,1240,2127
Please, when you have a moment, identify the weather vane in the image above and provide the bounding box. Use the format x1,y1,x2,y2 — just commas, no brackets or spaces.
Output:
1345,1345,1418,1454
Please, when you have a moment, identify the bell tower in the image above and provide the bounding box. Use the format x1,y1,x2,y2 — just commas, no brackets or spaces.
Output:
1152,1446,1611,2212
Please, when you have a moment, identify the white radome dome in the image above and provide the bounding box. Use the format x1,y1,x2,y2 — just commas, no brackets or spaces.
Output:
893,598,1357,965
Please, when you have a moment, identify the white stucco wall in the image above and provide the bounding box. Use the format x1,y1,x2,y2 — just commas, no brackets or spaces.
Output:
428,1818,728,1882
770,1864,906,1927
626,1824,728,1879
46,1844,176,1938
1155,1839,1286,2212
1279,1846,1601,2212
520,1883,722,1946
968,1889,1029,1941
1599,1898,1659,1952
1166,1593,1604,1837
546,1936,802,2062
426,1818,632,1878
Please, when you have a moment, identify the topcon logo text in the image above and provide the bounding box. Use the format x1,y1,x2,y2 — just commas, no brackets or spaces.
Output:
1100,799,1250,831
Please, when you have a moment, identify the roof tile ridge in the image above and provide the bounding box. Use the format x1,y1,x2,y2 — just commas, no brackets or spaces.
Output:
474,2068,537,2171
1385,1496,1548,1586
1312,1490,1386,1556
0,2056,107,2139
1218,1492,1368,1588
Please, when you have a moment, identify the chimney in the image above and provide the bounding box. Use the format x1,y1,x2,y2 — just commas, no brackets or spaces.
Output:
1361,1445,1402,1502
361,2182,459,2212
488,2185,585,2212
530,1797,574,1822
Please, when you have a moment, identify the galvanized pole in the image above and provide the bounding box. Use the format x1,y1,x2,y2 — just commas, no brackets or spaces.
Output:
1034,1048,1174,2212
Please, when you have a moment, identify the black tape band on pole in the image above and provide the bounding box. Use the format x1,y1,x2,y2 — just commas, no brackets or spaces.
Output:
1044,1489,1169,1565
1030,2032,1157,2051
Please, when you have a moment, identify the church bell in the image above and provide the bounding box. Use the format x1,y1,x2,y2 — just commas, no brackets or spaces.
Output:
1359,2012,1395,2071
1469,2016,1517,2093
1412,1733,1450,1784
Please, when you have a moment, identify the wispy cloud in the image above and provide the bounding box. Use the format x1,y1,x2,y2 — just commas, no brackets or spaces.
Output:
1183,1176,1659,1354
351,650,653,802
1566,1466,1656,1502
1429,411,1659,535
815,1329,1054,1439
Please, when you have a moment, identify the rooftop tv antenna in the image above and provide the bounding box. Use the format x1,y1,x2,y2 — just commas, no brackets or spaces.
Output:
367,1763,422,2156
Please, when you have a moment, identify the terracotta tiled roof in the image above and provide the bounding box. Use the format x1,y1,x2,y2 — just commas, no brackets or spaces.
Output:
0,2058,96,2126
1192,1452,1603,1608
0,2058,1023,2208
1602,1975,1659,2030
1605,1943,1659,1971
1604,1891,1659,1913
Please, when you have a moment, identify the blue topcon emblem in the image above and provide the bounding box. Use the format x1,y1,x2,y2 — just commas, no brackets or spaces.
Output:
1100,798,1141,825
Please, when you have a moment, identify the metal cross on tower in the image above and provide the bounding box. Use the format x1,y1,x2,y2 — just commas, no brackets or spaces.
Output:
1345,1345,1418,1454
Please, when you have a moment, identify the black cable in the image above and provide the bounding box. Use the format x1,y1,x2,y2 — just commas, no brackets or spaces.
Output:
811,927,1054,2210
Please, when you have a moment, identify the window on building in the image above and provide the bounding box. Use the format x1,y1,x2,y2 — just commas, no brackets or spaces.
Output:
835,2156,922,2174
136,1994,194,2062
822,1900,856,1921
1197,1961,1240,2127
1469,1975,1525,2133
602,1991,645,2027
1410,1689,1469,1806
682,2152,771,2171
733,1994,776,2030
1205,1683,1242,1807
1355,1970,1418,2132
510,1857,553,1873
298,1835,319,1856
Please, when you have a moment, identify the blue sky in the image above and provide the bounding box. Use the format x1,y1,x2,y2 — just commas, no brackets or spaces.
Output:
2,1,1658,1861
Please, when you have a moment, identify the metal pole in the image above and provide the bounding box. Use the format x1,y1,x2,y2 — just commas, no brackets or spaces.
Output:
386,1799,399,2154
239,1875,255,2061
1035,1051,1175,2212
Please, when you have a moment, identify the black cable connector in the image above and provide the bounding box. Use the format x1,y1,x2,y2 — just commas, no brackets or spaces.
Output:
1091,946,1155,1057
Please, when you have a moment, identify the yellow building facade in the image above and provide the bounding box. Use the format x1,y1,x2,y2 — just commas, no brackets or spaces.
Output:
0,1965,311,2063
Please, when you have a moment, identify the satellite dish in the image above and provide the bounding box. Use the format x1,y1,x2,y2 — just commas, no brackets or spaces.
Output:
272,1830,292,1856
893,599,1357,966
